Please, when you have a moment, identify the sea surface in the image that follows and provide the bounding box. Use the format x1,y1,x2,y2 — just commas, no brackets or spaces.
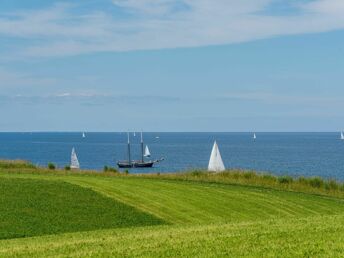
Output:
0,132,343,180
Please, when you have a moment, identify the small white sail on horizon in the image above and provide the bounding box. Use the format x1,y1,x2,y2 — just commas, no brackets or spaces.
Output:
341,132,344,140
82,132,86,138
144,145,151,157
71,147,80,169
253,133,257,140
208,141,226,172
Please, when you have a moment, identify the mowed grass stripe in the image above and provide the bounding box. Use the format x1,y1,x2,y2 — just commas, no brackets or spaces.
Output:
66,177,205,223
1,215,344,257
65,176,344,224
0,178,165,239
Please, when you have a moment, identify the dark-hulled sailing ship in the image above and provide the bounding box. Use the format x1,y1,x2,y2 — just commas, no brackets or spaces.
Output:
117,132,164,168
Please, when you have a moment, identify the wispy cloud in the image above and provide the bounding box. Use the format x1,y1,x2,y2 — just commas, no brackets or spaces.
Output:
217,91,344,107
1,0,344,58
0,68,56,89
0,92,180,106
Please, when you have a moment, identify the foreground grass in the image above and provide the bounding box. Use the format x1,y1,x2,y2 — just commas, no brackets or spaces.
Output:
0,178,164,239
0,215,343,257
1,161,344,257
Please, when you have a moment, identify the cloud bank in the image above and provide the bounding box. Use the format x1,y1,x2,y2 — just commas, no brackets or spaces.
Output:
0,0,344,58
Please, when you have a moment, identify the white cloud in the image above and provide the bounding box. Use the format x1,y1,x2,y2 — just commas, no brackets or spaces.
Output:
304,0,344,14
1,0,344,58
112,0,188,17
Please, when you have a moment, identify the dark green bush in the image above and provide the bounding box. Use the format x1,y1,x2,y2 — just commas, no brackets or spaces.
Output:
278,176,293,184
309,177,324,188
190,170,204,176
48,163,56,170
64,165,71,171
104,166,118,173
243,172,256,179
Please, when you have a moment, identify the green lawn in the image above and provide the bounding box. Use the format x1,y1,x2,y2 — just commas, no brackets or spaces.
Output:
0,215,343,257
64,176,344,224
1,168,344,257
0,177,164,239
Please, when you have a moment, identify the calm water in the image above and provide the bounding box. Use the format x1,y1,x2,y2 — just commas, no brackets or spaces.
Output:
0,132,344,180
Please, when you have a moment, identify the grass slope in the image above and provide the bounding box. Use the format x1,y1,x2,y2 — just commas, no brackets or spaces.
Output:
0,178,164,239
64,176,344,224
0,215,343,257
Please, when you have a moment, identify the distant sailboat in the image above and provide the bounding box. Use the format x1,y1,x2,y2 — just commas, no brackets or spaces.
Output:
133,132,136,137
253,133,257,140
341,132,344,140
70,147,80,169
144,145,151,157
82,132,86,138
208,141,225,172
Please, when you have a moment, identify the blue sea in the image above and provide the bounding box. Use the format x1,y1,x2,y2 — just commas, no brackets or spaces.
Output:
0,132,343,180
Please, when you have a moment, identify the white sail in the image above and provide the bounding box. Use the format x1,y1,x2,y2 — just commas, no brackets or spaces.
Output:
70,147,80,169
253,133,256,139
208,141,225,172
341,132,344,140
144,145,151,157
82,132,86,138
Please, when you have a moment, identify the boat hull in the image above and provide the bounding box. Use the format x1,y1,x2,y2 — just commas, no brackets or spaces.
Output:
117,161,154,168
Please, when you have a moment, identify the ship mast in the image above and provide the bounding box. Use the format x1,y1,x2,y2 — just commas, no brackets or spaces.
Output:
141,131,144,163
127,132,131,166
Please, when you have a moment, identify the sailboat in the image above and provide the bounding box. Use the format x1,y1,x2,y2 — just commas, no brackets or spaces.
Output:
144,145,151,157
341,132,344,140
82,132,86,138
133,132,136,137
70,147,80,169
208,141,225,172
117,132,163,168
253,133,257,140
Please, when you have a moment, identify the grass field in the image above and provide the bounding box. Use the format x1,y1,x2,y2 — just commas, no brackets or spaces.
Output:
0,162,344,257
0,177,164,239
1,215,344,257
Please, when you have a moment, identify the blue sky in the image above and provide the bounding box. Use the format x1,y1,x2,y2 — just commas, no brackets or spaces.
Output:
0,0,344,131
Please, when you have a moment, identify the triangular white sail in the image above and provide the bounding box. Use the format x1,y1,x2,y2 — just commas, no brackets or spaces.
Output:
341,132,344,140
253,133,256,139
208,141,225,172
82,132,86,138
71,147,80,169
144,145,151,157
